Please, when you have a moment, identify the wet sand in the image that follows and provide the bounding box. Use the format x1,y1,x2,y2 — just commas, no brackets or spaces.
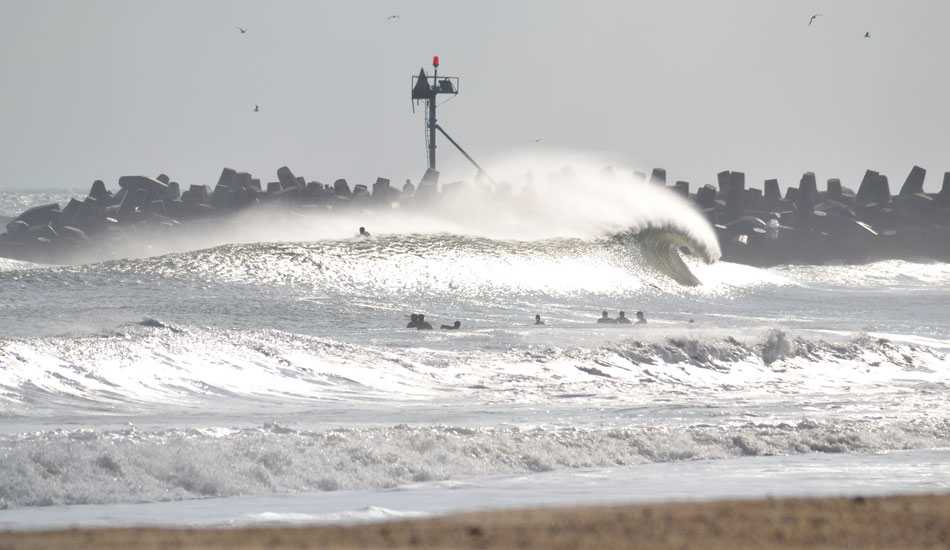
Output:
1,493,948,549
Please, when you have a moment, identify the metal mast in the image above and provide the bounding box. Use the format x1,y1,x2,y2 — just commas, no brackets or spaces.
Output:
411,56,458,170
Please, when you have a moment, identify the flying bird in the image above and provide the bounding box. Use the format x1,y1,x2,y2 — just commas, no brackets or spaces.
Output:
533,138,542,143
253,105,259,112
235,26,249,34
864,31,870,38
808,14,822,26
386,15,400,21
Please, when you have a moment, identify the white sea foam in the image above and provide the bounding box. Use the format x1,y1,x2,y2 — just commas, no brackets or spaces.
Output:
1,189,948,526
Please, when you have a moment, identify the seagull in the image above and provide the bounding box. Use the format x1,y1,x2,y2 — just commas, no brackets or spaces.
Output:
808,14,822,26
253,105,259,112
386,15,400,21
235,26,249,34
864,31,870,38
533,138,542,143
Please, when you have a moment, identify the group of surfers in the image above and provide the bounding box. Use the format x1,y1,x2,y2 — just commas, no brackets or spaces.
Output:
406,311,647,330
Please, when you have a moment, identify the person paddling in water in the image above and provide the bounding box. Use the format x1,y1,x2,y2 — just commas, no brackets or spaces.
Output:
535,314,545,325
616,311,632,324
416,314,433,330
636,311,647,324
358,226,371,238
597,311,617,324
440,320,461,330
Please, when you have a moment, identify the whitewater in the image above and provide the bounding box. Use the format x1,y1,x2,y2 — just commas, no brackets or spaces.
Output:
1,162,949,531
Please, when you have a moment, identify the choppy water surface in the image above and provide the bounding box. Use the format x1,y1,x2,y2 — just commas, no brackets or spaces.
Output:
0,184,948,527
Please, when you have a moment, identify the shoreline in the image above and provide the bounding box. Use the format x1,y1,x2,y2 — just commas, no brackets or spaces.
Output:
1,493,948,549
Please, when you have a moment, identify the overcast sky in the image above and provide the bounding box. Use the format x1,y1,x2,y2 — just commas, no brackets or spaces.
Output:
1,0,948,193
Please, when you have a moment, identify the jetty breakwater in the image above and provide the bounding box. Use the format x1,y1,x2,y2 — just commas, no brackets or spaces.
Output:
1,164,948,267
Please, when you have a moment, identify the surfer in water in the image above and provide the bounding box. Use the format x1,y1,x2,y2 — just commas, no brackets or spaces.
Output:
416,314,433,330
407,313,420,328
597,311,617,324
535,314,545,325
358,226,371,238
616,311,632,324
636,311,647,324
440,320,461,330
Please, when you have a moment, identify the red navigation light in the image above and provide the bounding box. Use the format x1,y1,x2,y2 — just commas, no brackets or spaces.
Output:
433,56,439,68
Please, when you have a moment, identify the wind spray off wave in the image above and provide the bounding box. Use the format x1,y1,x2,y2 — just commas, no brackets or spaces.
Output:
437,152,722,285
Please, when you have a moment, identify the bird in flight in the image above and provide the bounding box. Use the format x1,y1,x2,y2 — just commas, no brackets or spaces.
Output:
253,105,260,112
386,15,400,21
533,138,542,143
864,31,870,38
808,14,822,26
235,26,249,34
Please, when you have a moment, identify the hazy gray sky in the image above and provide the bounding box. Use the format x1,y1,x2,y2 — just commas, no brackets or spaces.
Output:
1,0,948,192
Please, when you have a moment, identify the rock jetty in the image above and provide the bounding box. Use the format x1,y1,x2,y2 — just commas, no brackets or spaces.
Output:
682,167,950,266
1,165,948,267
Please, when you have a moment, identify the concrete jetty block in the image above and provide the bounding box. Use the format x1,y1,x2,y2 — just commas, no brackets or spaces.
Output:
12,203,61,228
743,188,763,212
163,199,185,220
118,189,147,218
899,165,926,196
28,224,59,240
266,181,283,194
372,177,391,197
894,192,935,226
402,180,416,198
649,168,667,185
855,170,880,206
277,166,300,190
763,179,781,202
797,172,817,215
211,185,232,209
814,200,854,217
118,176,168,197
234,171,253,190
59,198,84,228
187,185,211,204
695,184,717,209
156,174,170,185
785,187,799,203
372,177,397,206
163,181,181,200
674,180,689,197
353,184,370,198
333,179,352,197
5,219,29,233
940,173,950,204
632,171,647,183
873,174,892,204
717,171,731,196
415,169,440,201
725,171,745,220
146,200,166,216
88,180,109,202
75,197,101,226
217,168,237,189
59,226,89,242
827,178,843,201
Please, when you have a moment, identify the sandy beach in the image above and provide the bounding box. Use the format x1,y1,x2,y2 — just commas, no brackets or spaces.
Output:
1,493,948,550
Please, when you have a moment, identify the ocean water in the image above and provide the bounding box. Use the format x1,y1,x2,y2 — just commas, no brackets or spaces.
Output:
1,169,949,531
